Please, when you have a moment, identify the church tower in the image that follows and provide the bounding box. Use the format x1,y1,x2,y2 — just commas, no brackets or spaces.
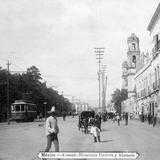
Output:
121,33,141,114
127,33,140,68
127,33,140,97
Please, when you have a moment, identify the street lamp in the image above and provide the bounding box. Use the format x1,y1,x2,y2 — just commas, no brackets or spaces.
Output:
43,102,47,120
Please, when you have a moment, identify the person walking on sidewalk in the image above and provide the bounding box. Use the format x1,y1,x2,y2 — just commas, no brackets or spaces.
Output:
95,114,102,131
84,118,89,134
116,113,121,126
153,113,157,127
125,112,128,125
90,122,101,143
62,111,66,121
44,106,59,152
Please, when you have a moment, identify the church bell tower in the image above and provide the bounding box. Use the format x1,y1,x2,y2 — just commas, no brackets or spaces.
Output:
127,33,140,69
127,33,140,97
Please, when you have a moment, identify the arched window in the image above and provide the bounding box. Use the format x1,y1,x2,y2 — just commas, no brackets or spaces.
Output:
132,55,136,64
132,43,136,50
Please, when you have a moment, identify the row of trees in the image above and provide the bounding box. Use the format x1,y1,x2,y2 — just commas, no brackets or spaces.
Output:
0,65,73,121
111,88,128,114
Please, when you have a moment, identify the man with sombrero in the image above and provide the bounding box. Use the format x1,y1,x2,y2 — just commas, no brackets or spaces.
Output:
44,106,59,152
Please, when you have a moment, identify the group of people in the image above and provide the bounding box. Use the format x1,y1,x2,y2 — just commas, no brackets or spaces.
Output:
140,112,157,127
44,107,103,156
113,112,129,126
43,107,159,157
78,114,102,143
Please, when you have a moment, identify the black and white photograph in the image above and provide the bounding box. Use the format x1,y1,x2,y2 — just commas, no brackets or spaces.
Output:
0,0,160,160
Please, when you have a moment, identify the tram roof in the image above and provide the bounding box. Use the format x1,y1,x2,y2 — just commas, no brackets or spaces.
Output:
13,100,35,104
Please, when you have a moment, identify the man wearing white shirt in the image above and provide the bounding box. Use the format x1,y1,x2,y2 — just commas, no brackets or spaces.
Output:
45,106,59,152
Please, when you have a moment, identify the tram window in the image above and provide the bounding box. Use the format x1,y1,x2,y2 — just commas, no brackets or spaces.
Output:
11,105,14,111
24,104,27,111
15,105,20,111
21,105,24,111
28,105,35,111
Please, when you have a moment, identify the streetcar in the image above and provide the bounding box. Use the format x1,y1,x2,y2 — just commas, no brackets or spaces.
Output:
11,100,37,122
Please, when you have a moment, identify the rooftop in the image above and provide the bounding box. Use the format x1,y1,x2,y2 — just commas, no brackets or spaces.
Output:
147,3,160,31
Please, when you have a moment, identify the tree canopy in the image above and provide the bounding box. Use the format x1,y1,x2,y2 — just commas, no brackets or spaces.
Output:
111,88,128,114
0,65,72,121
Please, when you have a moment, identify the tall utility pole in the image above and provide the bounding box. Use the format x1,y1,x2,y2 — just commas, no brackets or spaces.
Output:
95,48,105,109
61,91,64,114
6,60,11,125
102,65,106,111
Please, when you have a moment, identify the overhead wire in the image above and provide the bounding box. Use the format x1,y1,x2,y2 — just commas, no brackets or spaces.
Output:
0,56,26,73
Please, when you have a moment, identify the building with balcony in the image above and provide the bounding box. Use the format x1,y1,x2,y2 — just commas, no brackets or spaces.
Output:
134,3,160,121
121,3,160,122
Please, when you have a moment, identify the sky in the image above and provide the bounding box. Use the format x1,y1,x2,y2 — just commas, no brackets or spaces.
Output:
0,0,159,107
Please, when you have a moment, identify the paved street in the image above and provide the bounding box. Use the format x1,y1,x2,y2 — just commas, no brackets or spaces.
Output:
0,116,160,160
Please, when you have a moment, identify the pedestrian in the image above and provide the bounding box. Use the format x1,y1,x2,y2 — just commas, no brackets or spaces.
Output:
78,115,81,131
148,113,151,124
95,114,102,131
125,112,128,125
72,112,74,118
141,112,144,122
116,114,121,126
44,106,59,153
153,113,157,127
88,116,94,126
39,113,43,121
90,123,101,143
84,118,88,134
62,111,66,121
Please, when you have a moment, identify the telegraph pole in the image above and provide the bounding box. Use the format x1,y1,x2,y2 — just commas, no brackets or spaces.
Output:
95,48,105,109
102,65,106,111
6,60,11,125
61,91,64,114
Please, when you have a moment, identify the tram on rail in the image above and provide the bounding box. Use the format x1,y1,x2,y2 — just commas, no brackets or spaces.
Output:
11,100,37,122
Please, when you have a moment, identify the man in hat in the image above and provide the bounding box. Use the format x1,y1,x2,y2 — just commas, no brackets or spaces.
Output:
44,106,59,152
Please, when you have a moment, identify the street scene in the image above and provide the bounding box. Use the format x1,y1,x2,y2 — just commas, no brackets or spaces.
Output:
0,117,160,160
0,0,160,160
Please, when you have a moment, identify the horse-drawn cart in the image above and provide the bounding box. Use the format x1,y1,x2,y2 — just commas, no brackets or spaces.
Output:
78,110,95,133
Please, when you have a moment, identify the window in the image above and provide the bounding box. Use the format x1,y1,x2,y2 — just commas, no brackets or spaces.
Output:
132,55,136,63
21,104,24,111
132,43,136,50
15,105,20,111
11,105,15,111
28,105,36,111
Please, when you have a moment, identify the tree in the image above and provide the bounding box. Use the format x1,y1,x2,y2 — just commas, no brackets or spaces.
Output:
0,68,8,119
26,65,42,82
111,89,128,114
0,65,71,121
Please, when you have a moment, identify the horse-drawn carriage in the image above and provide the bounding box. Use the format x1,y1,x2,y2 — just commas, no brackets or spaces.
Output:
78,110,95,132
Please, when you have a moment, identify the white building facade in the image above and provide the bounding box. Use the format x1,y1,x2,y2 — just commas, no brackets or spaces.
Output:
74,103,89,114
135,3,160,122
121,3,160,122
